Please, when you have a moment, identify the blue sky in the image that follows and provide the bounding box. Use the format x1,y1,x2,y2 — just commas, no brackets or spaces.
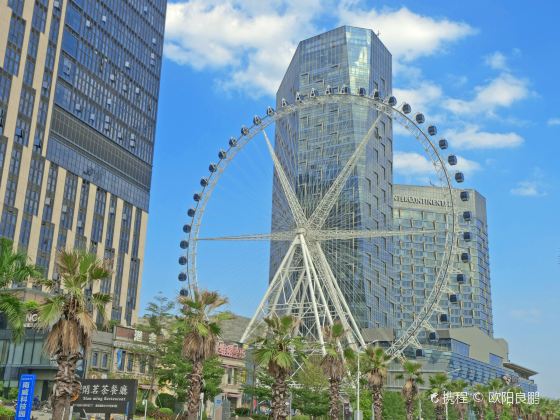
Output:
142,1,560,396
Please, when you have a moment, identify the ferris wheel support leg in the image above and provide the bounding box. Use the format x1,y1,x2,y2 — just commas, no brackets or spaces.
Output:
299,235,334,329
240,236,299,344
314,242,366,349
269,246,298,310
285,267,306,315
300,235,326,353
308,242,355,346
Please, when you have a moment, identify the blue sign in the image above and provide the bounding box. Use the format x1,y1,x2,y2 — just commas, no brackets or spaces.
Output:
15,374,36,420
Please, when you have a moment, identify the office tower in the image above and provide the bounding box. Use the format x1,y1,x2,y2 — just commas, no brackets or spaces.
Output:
393,185,494,339
0,0,166,326
271,26,396,328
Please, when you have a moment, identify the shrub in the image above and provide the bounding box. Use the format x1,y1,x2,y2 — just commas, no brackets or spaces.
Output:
156,393,177,410
153,407,174,419
0,405,15,416
292,416,309,420
7,388,17,400
235,407,251,416
135,400,157,415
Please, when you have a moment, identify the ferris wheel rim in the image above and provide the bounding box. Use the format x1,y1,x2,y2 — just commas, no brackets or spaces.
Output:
179,92,459,358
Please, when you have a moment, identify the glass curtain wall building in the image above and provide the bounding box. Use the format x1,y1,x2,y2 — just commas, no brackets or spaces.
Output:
0,0,166,327
271,26,396,329
392,185,494,340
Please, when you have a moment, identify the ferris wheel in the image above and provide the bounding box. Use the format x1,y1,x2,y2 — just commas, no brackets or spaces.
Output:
178,89,467,359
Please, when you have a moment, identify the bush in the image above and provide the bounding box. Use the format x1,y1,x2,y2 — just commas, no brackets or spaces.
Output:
135,400,157,415
7,388,17,400
292,416,309,420
235,407,251,416
0,405,15,416
250,415,269,420
156,392,177,410
153,407,174,419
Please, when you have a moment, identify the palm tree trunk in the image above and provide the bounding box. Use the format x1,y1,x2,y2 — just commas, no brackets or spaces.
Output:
372,385,383,420
328,378,341,420
272,372,289,420
183,360,204,420
51,352,81,420
405,397,414,420
435,404,445,420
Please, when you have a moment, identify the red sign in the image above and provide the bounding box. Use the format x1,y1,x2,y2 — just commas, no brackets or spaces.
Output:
217,342,245,359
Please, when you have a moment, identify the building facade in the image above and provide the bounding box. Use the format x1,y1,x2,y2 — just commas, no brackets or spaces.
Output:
271,26,396,329
393,185,494,339
0,0,166,326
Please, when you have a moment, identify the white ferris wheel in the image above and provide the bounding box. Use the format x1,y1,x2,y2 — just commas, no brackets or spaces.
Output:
178,89,468,360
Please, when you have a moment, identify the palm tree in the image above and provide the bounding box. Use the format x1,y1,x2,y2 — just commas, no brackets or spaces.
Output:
472,384,489,420
319,322,353,420
487,378,505,419
448,380,469,420
179,289,231,420
427,373,449,420
362,346,390,420
396,360,424,420
0,238,41,340
253,315,307,420
37,250,111,420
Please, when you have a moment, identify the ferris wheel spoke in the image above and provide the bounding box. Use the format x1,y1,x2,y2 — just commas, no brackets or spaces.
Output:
196,230,297,242
262,129,308,227
307,112,384,231
312,228,445,241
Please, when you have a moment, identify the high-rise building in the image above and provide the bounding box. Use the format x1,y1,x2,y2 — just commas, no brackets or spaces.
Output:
0,0,166,326
271,26,396,329
392,185,494,339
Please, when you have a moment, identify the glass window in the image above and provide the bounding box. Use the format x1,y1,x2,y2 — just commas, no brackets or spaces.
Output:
489,353,502,367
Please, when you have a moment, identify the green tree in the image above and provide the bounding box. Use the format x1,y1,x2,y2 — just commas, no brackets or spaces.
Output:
37,251,111,420
427,373,449,420
362,346,390,420
253,315,307,420
448,380,468,420
292,359,329,418
0,238,41,340
135,293,175,400
157,320,224,407
178,290,230,420
396,360,424,420
320,322,353,420
471,384,488,420
487,378,505,420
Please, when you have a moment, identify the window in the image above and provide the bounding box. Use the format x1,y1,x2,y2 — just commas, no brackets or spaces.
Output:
91,352,98,367
451,339,470,357
101,353,108,368
489,353,502,367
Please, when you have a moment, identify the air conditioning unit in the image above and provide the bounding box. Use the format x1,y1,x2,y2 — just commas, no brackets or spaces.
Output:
45,197,52,206
62,204,68,213
109,207,115,215
101,15,107,23
77,220,83,228
125,61,130,69
86,20,91,28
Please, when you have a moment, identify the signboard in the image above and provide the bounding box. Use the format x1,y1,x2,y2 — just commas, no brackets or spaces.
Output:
15,374,36,420
23,311,39,328
74,379,137,418
217,342,245,359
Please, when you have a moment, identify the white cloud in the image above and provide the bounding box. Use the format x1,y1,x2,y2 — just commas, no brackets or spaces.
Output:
444,73,531,116
337,4,476,62
164,1,476,96
484,51,508,70
510,168,547,197
445,125,524,150
393,81,443,112
394,152,434,176
394,151,480,177
547,118,560,126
